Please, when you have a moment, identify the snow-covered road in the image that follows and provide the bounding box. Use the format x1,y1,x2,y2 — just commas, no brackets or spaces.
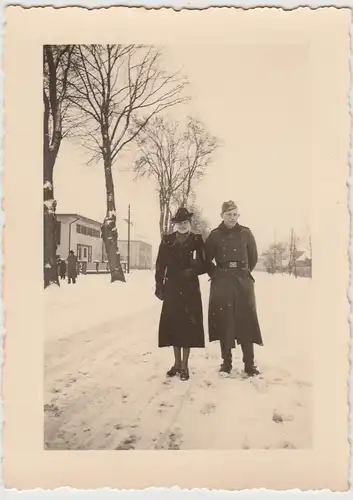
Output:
44,271,312,450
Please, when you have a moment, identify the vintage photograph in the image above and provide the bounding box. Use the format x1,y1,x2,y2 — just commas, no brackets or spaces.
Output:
3,5,350,490
43,42,313,451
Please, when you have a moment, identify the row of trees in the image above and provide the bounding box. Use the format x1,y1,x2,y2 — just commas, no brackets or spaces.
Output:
43,44,218,288
261,229,312,277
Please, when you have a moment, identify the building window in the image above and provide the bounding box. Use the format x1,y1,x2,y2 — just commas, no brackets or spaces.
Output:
88,246,92,263
76,222,101,238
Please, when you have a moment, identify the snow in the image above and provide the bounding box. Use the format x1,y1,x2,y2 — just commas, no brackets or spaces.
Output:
43,199,55,212
44,271,312,450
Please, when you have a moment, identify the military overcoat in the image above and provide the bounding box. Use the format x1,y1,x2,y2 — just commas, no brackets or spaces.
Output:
205,222,263,348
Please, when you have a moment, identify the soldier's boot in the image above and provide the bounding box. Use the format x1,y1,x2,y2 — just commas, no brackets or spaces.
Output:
241,342,260,377
220,341,232,375
244,365,260,377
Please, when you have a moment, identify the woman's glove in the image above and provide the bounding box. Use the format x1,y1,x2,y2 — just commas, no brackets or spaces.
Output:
155,282,165,301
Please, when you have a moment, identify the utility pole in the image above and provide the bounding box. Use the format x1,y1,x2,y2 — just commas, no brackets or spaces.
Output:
293,229,298,278
289,228,294,276
127,204,131,274
289,228,298,278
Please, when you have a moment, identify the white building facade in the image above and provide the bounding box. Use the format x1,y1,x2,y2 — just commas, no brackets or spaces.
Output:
56,213,152,272
118,240,153,270
56,214,106,272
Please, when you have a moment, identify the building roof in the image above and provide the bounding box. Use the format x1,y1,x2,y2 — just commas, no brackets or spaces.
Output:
57,213,102,226
119,240,152,247
296,249,311,261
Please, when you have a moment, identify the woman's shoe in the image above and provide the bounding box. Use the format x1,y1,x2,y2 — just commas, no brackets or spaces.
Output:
219,363,232,375
166,366,181,377
180,368,190,381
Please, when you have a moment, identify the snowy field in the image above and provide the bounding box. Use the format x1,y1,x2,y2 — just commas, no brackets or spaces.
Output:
44,270,312,450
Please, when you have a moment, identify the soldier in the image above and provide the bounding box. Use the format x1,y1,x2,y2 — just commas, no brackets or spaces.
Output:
205,200,263,377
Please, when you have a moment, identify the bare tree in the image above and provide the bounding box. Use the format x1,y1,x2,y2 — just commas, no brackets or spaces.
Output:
134,116,218,237
67,45,188,283
43,45,76,288
262,241,288,274
176,118,219,208
189,204,211,240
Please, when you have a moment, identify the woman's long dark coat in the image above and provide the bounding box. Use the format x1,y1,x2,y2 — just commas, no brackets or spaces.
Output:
205,222,263,349
155,232,207,348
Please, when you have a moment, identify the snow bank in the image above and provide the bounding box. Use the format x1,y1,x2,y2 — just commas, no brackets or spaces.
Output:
45,271,156,342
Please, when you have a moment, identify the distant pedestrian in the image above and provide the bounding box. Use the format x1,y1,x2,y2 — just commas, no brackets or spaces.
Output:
155,207,207,381
205,200,263,377
67,250,78,284
59,259,66,280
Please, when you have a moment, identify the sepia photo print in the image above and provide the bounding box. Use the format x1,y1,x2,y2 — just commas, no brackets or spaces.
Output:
3,6,350,490
44,41,314,451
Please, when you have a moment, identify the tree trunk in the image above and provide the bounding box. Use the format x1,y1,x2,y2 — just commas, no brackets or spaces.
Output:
101,153,126,283
164,203,171,234
159,195,165,238
43,103,60,288
167,210,173,233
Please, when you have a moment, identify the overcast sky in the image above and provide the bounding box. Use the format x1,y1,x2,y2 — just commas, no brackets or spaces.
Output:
54,43,311,257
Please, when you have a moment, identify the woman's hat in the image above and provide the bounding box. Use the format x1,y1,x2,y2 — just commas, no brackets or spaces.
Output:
172,207,194,223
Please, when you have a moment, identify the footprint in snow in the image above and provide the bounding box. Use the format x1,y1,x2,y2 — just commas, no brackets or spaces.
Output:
200,403,216,415
281,441,296,449
115,434,138,450
44,403,62,417
167,430,183,450
158,401,174,413
272,411,293,424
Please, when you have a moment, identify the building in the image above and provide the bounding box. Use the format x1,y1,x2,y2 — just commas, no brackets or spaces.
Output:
118,240,153,270
55,213,152,272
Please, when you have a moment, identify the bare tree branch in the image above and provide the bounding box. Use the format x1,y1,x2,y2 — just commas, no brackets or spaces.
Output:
65,44,188,281
133,115,219,236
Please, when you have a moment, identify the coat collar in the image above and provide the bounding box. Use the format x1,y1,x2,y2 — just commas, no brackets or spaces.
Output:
168,231,194,245
218,222,242,233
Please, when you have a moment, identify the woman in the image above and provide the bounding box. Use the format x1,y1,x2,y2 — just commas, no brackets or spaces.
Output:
155,207,207,381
